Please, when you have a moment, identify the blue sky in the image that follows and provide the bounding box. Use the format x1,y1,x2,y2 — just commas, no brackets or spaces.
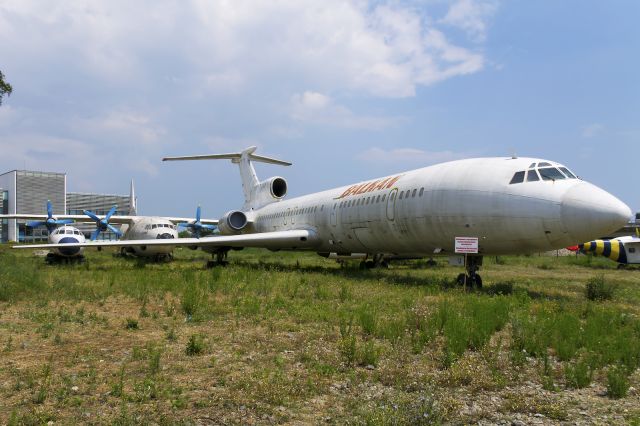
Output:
0,1,638,218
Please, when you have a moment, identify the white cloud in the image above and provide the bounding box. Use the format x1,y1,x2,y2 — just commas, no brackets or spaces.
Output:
440,0,499,42
290,91,404,130
358,147,468,165
582,123,604,138
0,1,491,99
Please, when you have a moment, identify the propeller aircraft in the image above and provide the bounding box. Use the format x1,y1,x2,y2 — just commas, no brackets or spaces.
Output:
9,146,631,285
23,200,87,263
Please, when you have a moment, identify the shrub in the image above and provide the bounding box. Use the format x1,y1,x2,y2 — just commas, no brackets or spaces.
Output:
149,348,161,374
564,360,592,389
181,284,201,319
185,334,205,356
358,340,380,367
358,309,376,336
339,335,357,366
607,365,630,399
125,318,139,330
585,275,615,301
485,281,514,295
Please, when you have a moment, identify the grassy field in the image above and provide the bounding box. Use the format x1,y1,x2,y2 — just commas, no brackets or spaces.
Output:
1,245,639,425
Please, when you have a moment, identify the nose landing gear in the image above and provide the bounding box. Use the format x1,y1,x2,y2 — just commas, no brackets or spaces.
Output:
456,255,483,289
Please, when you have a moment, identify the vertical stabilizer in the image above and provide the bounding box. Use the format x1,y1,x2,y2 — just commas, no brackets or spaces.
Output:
129,179,137,216
234,147,260,208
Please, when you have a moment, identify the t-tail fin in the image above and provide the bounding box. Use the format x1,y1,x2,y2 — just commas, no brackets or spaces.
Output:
162,146,291,210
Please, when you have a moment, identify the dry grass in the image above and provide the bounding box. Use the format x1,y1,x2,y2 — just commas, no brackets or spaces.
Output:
0,246,639,424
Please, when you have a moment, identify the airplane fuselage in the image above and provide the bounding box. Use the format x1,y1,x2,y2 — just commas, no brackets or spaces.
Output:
120,217,178,257
244,157,630,256
48,225,86,257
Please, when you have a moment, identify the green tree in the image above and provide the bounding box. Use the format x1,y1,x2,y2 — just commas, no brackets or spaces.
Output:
0,70,13,105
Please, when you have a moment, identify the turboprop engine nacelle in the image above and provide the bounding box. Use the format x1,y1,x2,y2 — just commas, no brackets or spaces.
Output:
250,176,287,209
218,210,249,235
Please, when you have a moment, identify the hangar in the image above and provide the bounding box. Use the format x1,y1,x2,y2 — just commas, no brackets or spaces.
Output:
0,169,135,242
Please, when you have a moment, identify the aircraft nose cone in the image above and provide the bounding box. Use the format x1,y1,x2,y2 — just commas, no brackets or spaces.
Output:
561,182,631,243
58,237,81,256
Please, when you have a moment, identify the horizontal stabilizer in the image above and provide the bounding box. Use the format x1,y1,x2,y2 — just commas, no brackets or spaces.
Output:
162,146,291,166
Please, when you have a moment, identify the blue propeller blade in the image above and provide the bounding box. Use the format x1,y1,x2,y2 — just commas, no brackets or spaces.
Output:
196,205,201,222
107,224,123,236
105,205,117,221
26,220,46,228
83,210,100,222
90,228,102,241
46,200,53,218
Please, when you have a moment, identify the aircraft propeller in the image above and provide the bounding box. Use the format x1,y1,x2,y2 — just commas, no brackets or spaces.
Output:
178,206,217,238
83,205,123,240
26,200,74,232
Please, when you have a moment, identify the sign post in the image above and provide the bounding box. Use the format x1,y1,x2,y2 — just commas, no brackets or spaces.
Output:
455,237,479,290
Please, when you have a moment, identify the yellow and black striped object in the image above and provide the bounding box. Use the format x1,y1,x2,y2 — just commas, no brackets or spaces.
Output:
578,239,628,264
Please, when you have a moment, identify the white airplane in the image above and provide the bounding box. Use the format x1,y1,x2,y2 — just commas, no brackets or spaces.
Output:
4,201,218,262
12,147,631,286
21,200,87,263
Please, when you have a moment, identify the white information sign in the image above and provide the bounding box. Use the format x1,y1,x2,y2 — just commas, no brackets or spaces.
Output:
455,237,479,254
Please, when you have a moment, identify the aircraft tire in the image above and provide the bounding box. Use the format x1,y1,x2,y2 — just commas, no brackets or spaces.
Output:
474,274,483,289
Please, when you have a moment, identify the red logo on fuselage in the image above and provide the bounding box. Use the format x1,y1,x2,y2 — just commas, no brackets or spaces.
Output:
336,175,403,199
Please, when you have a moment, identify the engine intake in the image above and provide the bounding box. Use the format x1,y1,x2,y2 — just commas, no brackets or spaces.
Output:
218,210,249,234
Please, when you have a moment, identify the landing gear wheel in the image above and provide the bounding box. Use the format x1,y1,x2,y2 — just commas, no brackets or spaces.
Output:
456,273,467,286
472,274,483,289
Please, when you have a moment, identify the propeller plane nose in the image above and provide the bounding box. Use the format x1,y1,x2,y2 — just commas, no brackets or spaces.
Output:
561,182,631,243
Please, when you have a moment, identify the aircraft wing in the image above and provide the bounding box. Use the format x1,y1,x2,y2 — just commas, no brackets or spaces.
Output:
12,229,317,251
159,216,219,225
0,214,218,226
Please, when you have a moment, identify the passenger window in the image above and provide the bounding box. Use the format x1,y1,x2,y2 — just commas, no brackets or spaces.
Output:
382,194,386,201
376,195,380,202
630,248,636,253
538,167,566,181
152,224,157,229
509,171,525,184
390,193,395,200
412,189,417,197
527,170,540,182
399,191,404,199
419,187,424,196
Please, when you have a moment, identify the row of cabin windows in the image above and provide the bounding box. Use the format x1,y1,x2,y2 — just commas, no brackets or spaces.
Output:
52,228,82,235
261,204,324,221
144,223,177,230
510,166,577,185
335,187,426,209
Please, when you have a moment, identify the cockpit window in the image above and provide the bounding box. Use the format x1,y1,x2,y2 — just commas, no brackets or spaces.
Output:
538,162,551,167
538,167,566,181
528,163,536,168
509,171,525,184
559,167,577,179
526,170,540,182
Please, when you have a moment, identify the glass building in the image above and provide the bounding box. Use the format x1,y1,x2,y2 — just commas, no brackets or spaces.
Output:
67,192,133,240
0,169,135,242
